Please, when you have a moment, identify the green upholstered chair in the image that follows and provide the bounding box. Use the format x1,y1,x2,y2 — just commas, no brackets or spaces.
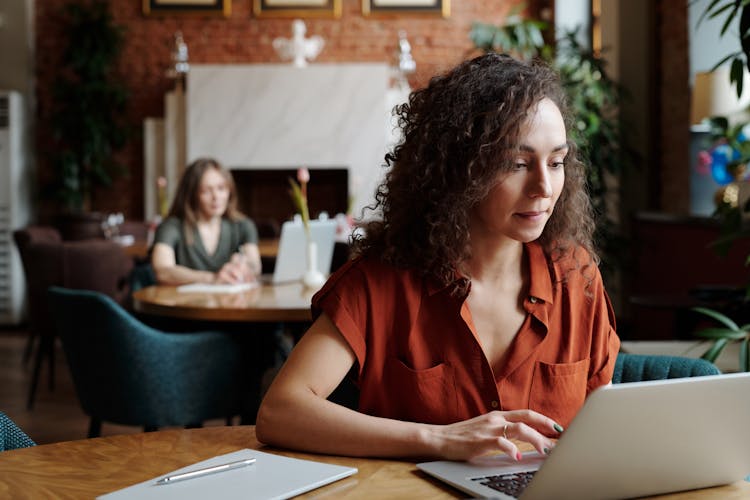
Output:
47,286,243,438
613,353,721,384
0,412,35,452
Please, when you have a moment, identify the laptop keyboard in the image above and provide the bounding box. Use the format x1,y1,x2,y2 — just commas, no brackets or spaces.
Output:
471,471,536,498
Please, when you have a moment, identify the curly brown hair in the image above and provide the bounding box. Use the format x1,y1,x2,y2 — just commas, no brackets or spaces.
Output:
353,53,597,292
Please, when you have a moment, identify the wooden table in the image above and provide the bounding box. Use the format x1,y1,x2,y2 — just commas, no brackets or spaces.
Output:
132,283,317,323
0,426,746,499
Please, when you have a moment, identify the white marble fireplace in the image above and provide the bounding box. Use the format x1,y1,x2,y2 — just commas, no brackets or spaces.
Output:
189,63,393,220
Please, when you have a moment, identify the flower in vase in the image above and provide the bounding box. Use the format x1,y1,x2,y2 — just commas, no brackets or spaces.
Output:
297,166,310,185
157,176,169,218
289,167,311,238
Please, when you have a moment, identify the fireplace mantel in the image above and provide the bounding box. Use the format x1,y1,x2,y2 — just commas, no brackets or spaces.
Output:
187,63,392,220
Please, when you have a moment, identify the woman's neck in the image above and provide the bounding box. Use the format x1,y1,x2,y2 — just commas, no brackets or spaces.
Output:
196,214,222,228
466,232,524,285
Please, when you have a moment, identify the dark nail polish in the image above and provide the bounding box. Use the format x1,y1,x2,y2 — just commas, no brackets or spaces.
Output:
543,447,550,455
553,423,564,433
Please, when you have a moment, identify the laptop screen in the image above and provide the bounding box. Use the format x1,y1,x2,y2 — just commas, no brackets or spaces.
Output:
271,217,337,284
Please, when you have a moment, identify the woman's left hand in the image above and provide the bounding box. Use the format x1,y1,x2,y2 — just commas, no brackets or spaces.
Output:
212,254,248,283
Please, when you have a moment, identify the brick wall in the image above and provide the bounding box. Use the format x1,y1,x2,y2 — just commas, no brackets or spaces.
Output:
35,0,523,220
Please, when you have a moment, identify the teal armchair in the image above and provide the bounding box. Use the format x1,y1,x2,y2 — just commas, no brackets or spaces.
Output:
47,286,243,438
0,412,35,452
613,353,721,384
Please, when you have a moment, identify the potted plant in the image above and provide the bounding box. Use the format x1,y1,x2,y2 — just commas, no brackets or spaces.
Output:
692,306,750,371
684,2,750,372
49,0,130,237
695,1,750,252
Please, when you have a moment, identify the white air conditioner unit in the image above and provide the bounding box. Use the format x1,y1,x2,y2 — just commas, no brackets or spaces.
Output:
0,90,31,324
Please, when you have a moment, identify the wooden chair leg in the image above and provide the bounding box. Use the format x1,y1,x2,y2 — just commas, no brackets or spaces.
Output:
88,418,102,438
22,330,37,366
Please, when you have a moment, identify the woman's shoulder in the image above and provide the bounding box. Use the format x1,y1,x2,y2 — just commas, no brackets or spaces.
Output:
316,255,420,297
311,255,427,321
222,215,256,234
159,216,182,228
154,217,183,237
152,217,187,247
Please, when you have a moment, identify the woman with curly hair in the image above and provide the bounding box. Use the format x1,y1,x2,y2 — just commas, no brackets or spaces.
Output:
151,157,261,285
257,53,619,461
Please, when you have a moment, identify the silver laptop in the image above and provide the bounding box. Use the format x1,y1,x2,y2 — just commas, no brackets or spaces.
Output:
418,373,750,499
266,216,337,284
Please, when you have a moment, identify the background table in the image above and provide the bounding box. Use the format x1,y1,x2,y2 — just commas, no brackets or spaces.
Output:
0,426,747,498
132,282,317,323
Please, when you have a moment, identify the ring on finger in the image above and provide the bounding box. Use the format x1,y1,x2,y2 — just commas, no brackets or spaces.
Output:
503,424,509,440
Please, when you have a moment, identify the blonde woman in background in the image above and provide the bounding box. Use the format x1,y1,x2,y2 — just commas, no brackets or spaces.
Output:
151,158,261,285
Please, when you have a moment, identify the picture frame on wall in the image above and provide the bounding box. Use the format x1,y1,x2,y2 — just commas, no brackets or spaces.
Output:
362,0,449,17
253,0,342,18
142,0,231,16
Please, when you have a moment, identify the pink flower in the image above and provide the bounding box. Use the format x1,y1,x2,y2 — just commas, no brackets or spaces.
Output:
156,176,169,217
297,167,310,184
297,167,310,199
696,150,712,176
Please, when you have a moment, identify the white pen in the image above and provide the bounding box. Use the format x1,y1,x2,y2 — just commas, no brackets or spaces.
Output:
155,458,256,485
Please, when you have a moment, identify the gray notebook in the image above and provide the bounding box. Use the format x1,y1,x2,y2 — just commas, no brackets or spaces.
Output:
99,448,357,500
418,372,750,500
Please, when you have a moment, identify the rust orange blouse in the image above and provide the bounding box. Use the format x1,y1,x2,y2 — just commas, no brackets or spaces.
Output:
311,242,620,428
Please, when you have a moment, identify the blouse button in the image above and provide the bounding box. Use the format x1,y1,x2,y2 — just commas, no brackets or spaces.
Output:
490,400,499,409
529,296,538,304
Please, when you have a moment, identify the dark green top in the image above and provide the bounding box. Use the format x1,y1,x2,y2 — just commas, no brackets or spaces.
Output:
154,216,259,273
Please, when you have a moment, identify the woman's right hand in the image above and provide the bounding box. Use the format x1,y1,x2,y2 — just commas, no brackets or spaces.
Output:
427,409,563,462
214,246,261,284
214,258,248,284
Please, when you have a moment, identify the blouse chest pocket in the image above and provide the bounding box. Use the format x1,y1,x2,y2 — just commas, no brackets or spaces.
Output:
383,357,458,425
528,358,590,428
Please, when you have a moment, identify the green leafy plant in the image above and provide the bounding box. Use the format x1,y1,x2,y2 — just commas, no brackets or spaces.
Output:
692,306,750,371
690,1,750,267
694,2,750,235
469,4,548,61
688,1,750,372
50,0,130,212
696,0,750,99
